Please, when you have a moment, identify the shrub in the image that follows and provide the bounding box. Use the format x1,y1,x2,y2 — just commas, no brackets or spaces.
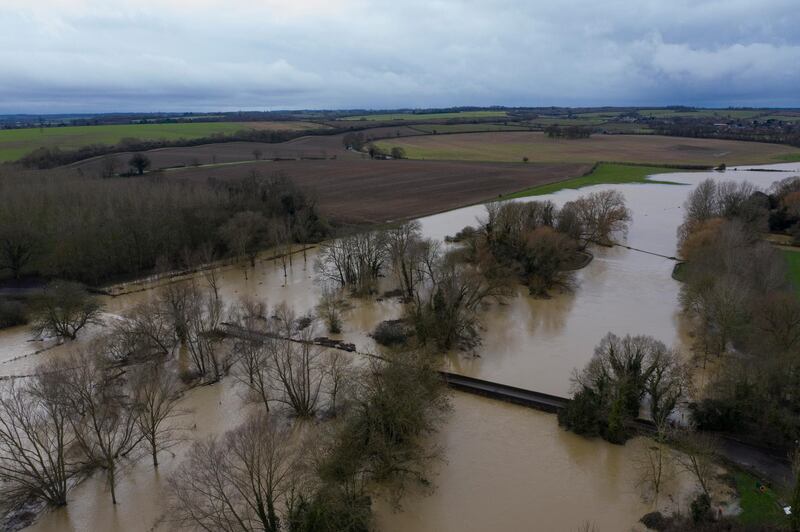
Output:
640,511,668,531
371,320,411,346
557,388,602,437
690,493,712,524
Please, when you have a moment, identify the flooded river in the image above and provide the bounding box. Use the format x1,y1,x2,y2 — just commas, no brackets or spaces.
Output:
7,163,798,531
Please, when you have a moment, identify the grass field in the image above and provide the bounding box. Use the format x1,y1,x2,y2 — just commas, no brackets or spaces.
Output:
0,121,325,162
785,249,800,296
634,108,767,120
374,131,800,166
761,115,800,122
529,117,606,126
339,111,508,121
500,163,684,199
733,471,787,526
410,123,530,134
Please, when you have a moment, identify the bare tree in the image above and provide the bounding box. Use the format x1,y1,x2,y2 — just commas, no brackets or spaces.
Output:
167,413,307,532
646,348,688,434
219,210,268,268
233,338,273,413
29,281,103,340
271,219,292,282
755,292,800,353
62,350,141,504
184,287,225,382
316,288,346,334
634,442,673,505
316,231,388,295
386,221,426,298
197,242,221,302
674,431,716,498
270,319,325,418
108,300,175,362
159,281,201,344
0,364,79,510
99,155,120,178
0,225,38,279
562,190,631,247
128,153,151,175
130,363,187,467
410,252,510,350
323,350,355,416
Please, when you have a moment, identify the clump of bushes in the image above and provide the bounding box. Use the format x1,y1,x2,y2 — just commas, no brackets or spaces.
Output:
453,194,628,297
444,225,477,243
371,319,412,346
559,333,686,444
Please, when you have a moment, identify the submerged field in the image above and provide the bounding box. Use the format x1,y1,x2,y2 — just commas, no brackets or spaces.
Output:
0,121,325,162
375,131,800,165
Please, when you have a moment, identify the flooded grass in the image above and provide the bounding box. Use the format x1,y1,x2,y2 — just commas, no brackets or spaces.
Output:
501,162,687,199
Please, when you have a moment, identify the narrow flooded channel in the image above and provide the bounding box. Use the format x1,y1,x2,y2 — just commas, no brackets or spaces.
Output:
6,163,797,531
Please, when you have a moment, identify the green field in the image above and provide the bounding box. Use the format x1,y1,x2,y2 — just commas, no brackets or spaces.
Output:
733,471,787,526
340,110,508,121
572,111,621,118
761,115,800,122
635,108,767,120
528,117,605,126
0,121,324,162
785,249,800,296
500,163,685,199
410,123,529,134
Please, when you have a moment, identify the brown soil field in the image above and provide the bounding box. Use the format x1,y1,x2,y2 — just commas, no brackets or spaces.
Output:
71,127,425,177
374,132,800,165
165,159,592,224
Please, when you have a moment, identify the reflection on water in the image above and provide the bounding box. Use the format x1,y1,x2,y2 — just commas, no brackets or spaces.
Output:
9,163,798,531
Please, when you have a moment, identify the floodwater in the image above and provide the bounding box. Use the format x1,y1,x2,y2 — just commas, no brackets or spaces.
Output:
374,393,693,532
8,163,798,531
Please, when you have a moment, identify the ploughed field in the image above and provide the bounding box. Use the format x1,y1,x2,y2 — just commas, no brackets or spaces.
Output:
70,127,428,174
166,158,592,224
374,131,800,165
0,121,326,162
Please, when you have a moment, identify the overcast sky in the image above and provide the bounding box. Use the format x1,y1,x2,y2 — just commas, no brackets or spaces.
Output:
1,0,798,113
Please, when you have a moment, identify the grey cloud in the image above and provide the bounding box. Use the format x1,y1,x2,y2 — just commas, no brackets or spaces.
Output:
0,0,798,112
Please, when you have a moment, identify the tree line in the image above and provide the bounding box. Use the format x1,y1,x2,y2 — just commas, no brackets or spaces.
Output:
655,122,800,149
0,171,328,286
676,177,800,450
544,124,593,139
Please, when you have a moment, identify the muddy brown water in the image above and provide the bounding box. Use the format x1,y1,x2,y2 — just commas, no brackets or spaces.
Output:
8,163,798,531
